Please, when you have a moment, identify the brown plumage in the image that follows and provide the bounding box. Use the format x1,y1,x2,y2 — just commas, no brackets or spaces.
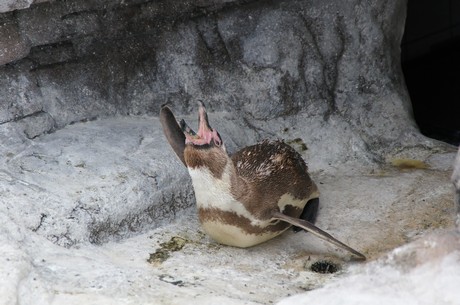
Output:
160,102,366,260
231,140,318,219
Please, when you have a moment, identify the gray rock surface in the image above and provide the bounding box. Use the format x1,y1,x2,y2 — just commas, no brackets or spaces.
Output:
0,114,457,305
0,0,47,13
452,148,460,227
0,0,458,304
1,0,417,150
0,14,30,65
1,0,437,171
1,117,194,247
278,230,460,305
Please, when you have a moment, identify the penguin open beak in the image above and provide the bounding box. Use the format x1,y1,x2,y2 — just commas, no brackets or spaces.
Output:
160,101,223,166
181,101,222,147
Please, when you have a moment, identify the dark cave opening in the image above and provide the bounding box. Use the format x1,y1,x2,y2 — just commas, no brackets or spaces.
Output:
401,0,460,146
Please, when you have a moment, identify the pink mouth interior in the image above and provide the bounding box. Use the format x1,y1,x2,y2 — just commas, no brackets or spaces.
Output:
184,104,221,146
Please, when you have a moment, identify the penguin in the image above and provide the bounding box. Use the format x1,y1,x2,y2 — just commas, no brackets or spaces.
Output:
160,101,366,260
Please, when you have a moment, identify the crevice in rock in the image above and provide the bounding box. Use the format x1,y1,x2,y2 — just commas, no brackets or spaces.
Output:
87,186,194,245
325,13,347,117
298,14,330,112
31,213,47,232
196,15,231,65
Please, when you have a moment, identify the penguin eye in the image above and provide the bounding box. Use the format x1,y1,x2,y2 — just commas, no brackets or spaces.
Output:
214,138,222,147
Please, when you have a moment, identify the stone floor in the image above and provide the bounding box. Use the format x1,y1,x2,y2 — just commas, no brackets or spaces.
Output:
0,117,458,305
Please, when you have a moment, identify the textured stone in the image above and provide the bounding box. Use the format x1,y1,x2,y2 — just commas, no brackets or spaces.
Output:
0,0,47,13
1,0,422,166
0,14,30,64
16,111,55,139
0,0,458,304
452,148,460,228
0,117,456,304
16,1,101,47
0,0,415,145
278,230,460,305
0,64,43,124
0,118,194,247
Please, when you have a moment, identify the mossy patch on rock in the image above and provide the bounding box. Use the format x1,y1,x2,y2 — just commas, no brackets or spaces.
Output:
148,236,187,265
390,158,429,170
287,138,308,153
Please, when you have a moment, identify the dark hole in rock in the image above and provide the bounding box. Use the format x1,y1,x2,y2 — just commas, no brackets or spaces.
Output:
401,0,460,146
310,261,340,274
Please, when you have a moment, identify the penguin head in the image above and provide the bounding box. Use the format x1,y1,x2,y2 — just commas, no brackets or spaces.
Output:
159,101,228,174
179,101,229,176
180,100,224,150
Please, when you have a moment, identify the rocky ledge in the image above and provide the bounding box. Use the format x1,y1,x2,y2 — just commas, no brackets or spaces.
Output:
0,0,459,304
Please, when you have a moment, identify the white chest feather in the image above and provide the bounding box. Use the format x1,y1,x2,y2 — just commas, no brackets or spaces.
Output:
189,165,280,247
188,165,267,226
188,164,315,221
187,164,316,248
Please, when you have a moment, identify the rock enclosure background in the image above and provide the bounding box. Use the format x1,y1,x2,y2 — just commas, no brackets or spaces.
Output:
0,0,459,304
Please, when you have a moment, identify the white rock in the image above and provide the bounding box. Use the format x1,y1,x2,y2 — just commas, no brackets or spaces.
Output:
0,116,457,305
277,231,460,305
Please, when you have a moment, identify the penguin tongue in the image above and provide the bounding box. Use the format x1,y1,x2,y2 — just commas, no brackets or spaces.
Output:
196,101,214,143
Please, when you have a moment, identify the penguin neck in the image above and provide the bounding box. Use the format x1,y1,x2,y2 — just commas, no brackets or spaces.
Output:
184,146,248,201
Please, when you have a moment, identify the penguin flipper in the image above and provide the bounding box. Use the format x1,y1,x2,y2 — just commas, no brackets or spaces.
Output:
272,211,366,261
293,197,319,232
160,105,186,166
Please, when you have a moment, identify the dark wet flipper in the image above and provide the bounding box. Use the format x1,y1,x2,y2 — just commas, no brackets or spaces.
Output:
160,105,186,166
293,198,319,232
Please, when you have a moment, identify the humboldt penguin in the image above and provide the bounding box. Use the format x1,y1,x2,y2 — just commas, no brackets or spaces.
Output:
160,102,365,260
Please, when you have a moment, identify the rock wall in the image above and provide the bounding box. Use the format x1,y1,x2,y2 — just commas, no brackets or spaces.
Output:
1,0,416,150
453,148,460,228
1,2,459,304
3,0,452,247
1,0,456,244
